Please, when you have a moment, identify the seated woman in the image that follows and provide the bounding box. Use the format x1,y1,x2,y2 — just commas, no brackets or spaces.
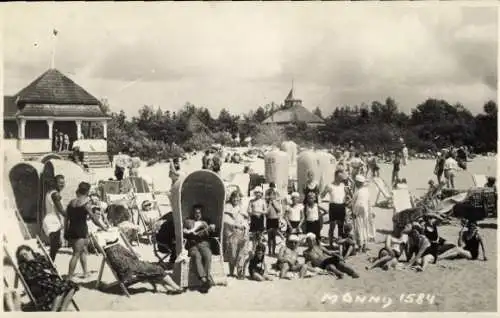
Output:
16,245,79,311
275,235,307,279
437,222,487,261
100,233,183,294
366,225,408,271
154,212,177,264
183,204,217,292
106,204,140,245
406,223,435,272
303,233,359,279
419,214,457,264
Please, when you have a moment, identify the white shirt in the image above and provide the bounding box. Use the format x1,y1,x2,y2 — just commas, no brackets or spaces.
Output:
305,204,320,222
444,157,458,170
42,190,63,235
287,203,303,222
389,234,408,254
326,183,346,204
402,147,408,157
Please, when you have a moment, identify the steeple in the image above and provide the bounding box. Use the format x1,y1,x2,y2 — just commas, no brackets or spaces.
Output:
284,81,302,109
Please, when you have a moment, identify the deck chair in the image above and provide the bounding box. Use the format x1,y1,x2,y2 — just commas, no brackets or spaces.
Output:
373,177,392,206
392,188,414,216
99,180,121,199
125,176,151,194
3,235,80,311
92,227,157,297
473,174,487,188
131,192,163,244
170,170,228,288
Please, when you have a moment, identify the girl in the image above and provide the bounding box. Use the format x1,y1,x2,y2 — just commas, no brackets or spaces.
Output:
248,243,273,281
303,192,327,244
65,182,108,281
285,192,304,235
437,222,487,261
303,171,320,205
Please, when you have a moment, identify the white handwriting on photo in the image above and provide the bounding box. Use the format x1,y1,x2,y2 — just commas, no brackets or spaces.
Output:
321,293,436,308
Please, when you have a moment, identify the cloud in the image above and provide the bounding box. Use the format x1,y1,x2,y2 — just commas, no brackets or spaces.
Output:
2,4,497,116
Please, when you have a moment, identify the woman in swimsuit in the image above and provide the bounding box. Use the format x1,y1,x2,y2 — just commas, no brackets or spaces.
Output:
437,222,487,261
406,223,434,272
366,225,408,271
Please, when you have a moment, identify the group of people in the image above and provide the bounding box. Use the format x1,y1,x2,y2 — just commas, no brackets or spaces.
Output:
52,130,71,152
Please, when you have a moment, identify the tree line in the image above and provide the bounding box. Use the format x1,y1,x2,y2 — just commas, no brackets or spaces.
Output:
101,97,497,160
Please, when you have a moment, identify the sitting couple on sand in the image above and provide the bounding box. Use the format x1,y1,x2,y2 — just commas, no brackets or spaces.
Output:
367,215,487,272
268,233,359,280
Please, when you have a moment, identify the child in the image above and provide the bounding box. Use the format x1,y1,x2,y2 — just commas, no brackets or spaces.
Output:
248,243,273,281
266,188,282,256
285,192,304,235
337,223,357,258
247,187,267,245
303,192,327,244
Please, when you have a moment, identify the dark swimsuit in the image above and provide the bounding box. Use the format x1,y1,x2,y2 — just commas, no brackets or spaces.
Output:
65,202,89,240
463,231,480,260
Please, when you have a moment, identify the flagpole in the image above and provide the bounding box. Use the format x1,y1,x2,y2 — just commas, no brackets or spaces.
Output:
51,29,58,69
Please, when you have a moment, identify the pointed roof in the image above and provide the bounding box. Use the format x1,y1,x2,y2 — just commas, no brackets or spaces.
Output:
15,68,100,105
186,114,210,134
285,88,294,101
262,105,324,125
3,96,18,119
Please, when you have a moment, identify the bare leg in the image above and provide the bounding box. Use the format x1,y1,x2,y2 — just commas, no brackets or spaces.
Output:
59,288,76,311
344,244,355,259
336,261,359,278
437,247,471,260
420,255,434,271
51,295,64,311
79,241,89,277
252,272,265,281
279,263,290,279
366,255,393,270
325,264,344,279
298,264,308,278
163,275,182,291
68,239,85,279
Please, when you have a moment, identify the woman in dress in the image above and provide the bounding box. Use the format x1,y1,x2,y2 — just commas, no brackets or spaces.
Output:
16,245,79,311
351,175,372,252
99,231,183,294
223,191,250,278
65,182,108,280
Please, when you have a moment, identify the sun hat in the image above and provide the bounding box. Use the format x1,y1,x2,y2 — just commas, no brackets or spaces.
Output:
355,175,366,183
288,234,299,242
291,192,300,198
141,200,153,210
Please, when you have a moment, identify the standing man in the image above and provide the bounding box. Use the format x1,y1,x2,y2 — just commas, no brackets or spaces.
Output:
42,175,67,261
113,148,131,181
321,170,349,247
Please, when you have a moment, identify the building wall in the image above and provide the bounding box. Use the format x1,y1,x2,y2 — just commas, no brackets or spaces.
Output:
3,120,18,138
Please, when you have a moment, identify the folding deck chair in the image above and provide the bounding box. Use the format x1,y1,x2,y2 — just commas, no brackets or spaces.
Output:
92,227,154,297
373,177,392,206
3,235,80,311
392,188,414,216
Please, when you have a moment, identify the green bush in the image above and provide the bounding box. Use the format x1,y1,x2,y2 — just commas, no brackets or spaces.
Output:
253,124,286,146
183,132,215,151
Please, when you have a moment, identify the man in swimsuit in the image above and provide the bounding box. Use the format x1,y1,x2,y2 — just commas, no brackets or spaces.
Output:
303,233,359,279
42,175,67,261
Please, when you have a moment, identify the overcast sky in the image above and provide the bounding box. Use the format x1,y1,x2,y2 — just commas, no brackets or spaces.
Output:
2,3,497,117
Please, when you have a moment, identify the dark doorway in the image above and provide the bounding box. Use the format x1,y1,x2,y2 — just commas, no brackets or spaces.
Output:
53,121,77,151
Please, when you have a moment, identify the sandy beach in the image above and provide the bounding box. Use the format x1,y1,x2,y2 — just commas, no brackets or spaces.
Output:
36,153,497,312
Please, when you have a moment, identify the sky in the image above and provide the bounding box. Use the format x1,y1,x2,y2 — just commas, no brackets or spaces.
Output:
2,3,498,117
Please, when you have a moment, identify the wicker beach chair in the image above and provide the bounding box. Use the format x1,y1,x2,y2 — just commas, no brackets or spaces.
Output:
170,170,228,289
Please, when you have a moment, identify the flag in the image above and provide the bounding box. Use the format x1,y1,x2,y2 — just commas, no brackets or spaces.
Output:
53,29,58,36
